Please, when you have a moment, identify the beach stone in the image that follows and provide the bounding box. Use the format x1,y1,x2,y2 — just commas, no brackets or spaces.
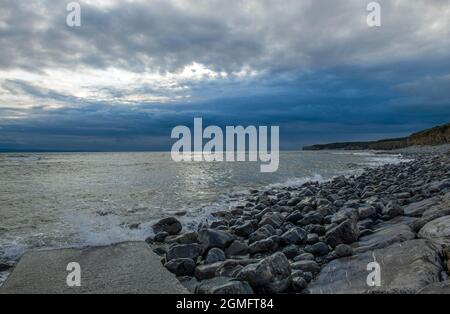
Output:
293,253,315,262
206,248,226,264
154,232,169,243
259,212,284,228
287,197,301,206
418,215,450,246
334,244,353,258
404,197,441,217
248,237,278,255
231,221,255,237
225,240,248,257
280,227,307,245
325,219,360,248
281,245,300,259
291,277,308,292
382,201,404,219
152,247,166,256
307,242,329,256
248,225,276,244
291,260,321,274
210,220,228,229
306,233,320,245
352,223,415,254
286,210,303,223
153,217,182,235
358,205,377,220
210,281,254,294
194,262,223,280
198,228,234,250
165,232,199,244
298,212,323,226
216,262,244,278
309,240,443,294
0,260,15,272
165,258,196,276
166,243,202,262
237,252,291,293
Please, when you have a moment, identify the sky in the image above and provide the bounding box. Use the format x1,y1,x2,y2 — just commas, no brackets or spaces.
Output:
0,0,449,151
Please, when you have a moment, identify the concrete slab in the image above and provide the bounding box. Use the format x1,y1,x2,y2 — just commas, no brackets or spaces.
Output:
0,241,189,294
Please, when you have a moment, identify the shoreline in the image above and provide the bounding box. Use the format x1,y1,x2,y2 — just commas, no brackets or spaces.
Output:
1,146,450,293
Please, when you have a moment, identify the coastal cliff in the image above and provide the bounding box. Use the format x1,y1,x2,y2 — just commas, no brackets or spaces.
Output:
303,122,450,151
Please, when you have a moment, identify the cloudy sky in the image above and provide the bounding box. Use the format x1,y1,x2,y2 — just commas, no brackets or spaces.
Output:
0,0,449,151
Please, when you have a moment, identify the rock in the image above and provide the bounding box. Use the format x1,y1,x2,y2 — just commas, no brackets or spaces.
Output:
286,210,303,223
153,217,182,235
0,260,15,272
287,197,301,206
325,219,360,248
281,245,300,259
216,262,244,278
237,252,292,293
293,253,315,262
210,220,228,229
198,228,234,250
195,277,232,294
194,262,223,280
178,276,198,293
291,277,308,292
358,205,377,220
165,232,199,244
309,239,443,294
291,260,321,274
248,237,278,255
248,225,276,244
306,233,320,245
382,201,404,219
259,212,284,228
418,280,450,294
152,247,166,256
352,223,415,254
404,197,441,217
225,240,248,257
154,232,169,242
280,227,307,245
166,244,203,262
231,221,255,237
418,215,450,246
298,212,323,226
206,248,226,264
334,244,353,258
165,258,196,276
307,242,329,256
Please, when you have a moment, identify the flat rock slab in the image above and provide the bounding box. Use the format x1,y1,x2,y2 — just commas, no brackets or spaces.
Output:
309,239,443,294
0,241,188,294
419,215,450,246
352,223,415,254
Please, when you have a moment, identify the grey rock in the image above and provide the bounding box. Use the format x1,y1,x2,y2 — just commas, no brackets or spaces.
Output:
291,260,321,274
154,232,169,242
231,221,255,237
153,217,182,235
325,219,360,248
206,248,226,264
293,253,315,262
237,252,292,293
165,258,196,276
307,242,329,256
281,227,307,245
382,201,404,219
166,243,203,261
291,277,308,292
418,280,450,294
165,232,199,244
334,244,353,258
199,228,234,250
309,239,443,294
298,212,323,226
418,215,450,246
259,212,284,228
281,245,300,259
286,210,303,223
194,262,223,280
248,237,278,255
248,225,276,244
225,240,248,257
404,197,441,217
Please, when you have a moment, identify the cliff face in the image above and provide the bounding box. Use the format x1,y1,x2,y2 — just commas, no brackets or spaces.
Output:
303,122,450,151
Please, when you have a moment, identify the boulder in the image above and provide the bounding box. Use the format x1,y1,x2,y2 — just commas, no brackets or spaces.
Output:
334,244,353,258
231,221,255,237
154,232,169,242
286,210,303,223
165,232,199,244
307,242,329,256
165,258,196,276
166,244,202,262
259,212,284,228
280,227,307,245
290,260,321,274
248,225,276,244
309,240,443,294
205,248,226,264
404,197,441,217
382,201,404,219
225,240,248,257
248,237,278,255
194,262,223,280
418,215,450,246
196,277,254,294
298,212,323,226
198,228,234,250
153,217,182,235
325,219,360,248
291,277,308,293
237,252,292,293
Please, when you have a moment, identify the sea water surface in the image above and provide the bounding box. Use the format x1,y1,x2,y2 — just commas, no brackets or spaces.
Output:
0,151,405,261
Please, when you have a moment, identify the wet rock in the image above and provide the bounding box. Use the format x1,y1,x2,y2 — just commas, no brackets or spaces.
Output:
259,212,284,228
152,247,166,256
334,244,353,258
358,205,377,220
286,210,303,223
237,252,292,293
231,221,255,237
211,220,228,229
165,232,199,244
325,219,360,248
216,261,245,278
306,233,319,245
309,240,443,294
352,223,415,254
404,197,441,217
165,258,196,276
382,201,404,219
280,227,307,245
418,215,450,246
153,217,182,235
249,237,278,255
281,245,300,259
293,253,315,262
248,225,276,244
196,277,254,294
225,240,248,257
291,277,308,292
154,232,169,243
307,242,329,256
199,228,234,250
298,212,323,226
194,262,223,280
178,276,198,293
291,260,320,274
166,243,203,261
206,248,226,264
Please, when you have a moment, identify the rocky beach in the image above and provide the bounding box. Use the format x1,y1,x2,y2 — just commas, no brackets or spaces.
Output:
148,147,450,294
